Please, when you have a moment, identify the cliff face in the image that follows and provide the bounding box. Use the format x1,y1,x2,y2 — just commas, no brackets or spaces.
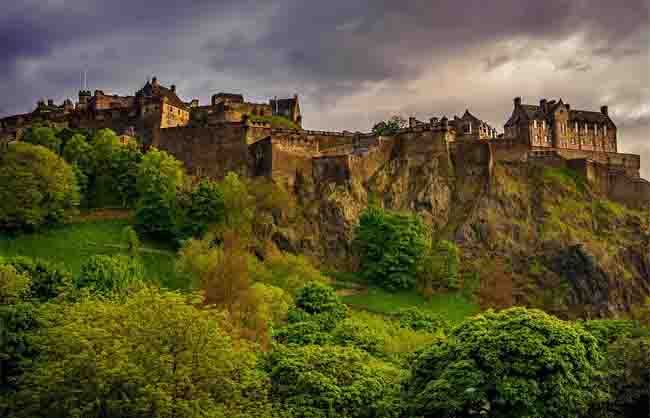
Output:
270,145,649,318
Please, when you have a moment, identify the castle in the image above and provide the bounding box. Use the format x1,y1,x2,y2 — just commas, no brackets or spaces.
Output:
1,78,648,208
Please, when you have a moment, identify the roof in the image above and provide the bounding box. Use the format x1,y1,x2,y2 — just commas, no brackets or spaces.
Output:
138,81,188,110
507,101,611,126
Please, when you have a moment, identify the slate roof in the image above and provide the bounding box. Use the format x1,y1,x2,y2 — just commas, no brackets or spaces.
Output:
506,101,612,126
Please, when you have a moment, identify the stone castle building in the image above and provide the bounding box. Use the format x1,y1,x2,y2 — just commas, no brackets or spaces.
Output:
0,80,648,208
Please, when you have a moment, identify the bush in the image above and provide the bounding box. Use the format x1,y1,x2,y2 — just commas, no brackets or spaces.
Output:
0,143,79,230
354,206,428,290
264,344,403,418
395,307,447,332
403,307,604,418
294,282,347,321
250,252,329,295
4,256,73,301
75,255,144,295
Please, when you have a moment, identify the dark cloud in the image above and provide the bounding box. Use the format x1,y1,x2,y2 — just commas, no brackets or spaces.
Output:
0,0,648,172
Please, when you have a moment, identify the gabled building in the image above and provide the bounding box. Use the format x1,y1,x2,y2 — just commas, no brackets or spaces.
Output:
451,110,498,140
504,97,616,153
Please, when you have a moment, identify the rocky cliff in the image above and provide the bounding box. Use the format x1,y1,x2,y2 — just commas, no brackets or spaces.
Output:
268,146,650,318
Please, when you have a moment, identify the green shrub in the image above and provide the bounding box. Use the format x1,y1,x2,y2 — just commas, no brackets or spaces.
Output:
294,282,347,321
75,255,144,295
417,239,461,292
181,179,225,238
264,344,403,418
396,307,448,332
0,143,79,230
4,256,73,301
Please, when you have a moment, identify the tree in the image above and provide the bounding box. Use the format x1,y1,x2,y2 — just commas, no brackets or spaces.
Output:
403,307,604,418
371,116,407,136
264,344,402,418
22,126,61,154
75,255,144,295
182,178,225,238
354,206,428,290
219,172,254,236
134,148,184,238
0,143,79,230
110,141,143,207
62,134,92,167
13,287,272,418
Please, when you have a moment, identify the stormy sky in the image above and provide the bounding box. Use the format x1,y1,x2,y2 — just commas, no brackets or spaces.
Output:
1,0,648,176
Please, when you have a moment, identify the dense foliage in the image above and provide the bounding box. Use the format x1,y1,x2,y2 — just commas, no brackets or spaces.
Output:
354,205,429,290
403,307,604,418
75,255,144,295
371,116,407,136
0,143,79,230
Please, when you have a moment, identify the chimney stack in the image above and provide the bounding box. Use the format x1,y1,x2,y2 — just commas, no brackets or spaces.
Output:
170,84,176,93
514,97,522,108
565,103,570,111
152,76,159,87
540,99,547,112
600,105,609,116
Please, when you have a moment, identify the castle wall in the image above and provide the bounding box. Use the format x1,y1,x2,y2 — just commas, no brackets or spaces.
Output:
313,155,351,185
153,125,249,179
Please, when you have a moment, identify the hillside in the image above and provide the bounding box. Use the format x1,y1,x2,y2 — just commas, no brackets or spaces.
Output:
268,158,650,318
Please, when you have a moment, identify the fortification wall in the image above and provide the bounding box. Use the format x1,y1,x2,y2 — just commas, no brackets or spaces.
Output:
555,148,640,178
313,155,351,185
348,138,397,183
153,125,248,179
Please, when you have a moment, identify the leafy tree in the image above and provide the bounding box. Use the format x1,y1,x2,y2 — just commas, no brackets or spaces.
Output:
134,148,184,238
403,307,604,418
249,252,329,295
354,206,428,290
264,344,402,418
62,133,92,167
0,143,79,230
220,172,254,236
599,335,650,418
75,255,144,295
293,281,347,321
109,141,142,207
4,256,73,302
13,288,272,418
182,178,225,238
22,126,61,153
371,116,407,136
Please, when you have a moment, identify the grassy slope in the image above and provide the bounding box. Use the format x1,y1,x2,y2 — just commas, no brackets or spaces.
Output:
0,219,187,290
342,287,478,324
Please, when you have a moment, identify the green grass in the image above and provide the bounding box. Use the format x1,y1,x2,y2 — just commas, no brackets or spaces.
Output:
342,287,479,324
0,219,188,290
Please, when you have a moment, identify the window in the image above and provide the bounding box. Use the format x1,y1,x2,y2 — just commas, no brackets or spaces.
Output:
542,120,546,130
574,122,578,132
594,123,597,135
604,125,607,136
533,120,537,129
584,123,588,134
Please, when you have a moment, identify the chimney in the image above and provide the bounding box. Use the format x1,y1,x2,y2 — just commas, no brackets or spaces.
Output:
152,76,159,87
565,103,570,111
47,99,54,106
514,97,522,108
540,99,547,112
600,105,609,116
170,84,176,93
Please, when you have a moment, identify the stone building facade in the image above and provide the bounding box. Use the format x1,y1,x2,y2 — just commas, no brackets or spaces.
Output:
504,97,617,153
